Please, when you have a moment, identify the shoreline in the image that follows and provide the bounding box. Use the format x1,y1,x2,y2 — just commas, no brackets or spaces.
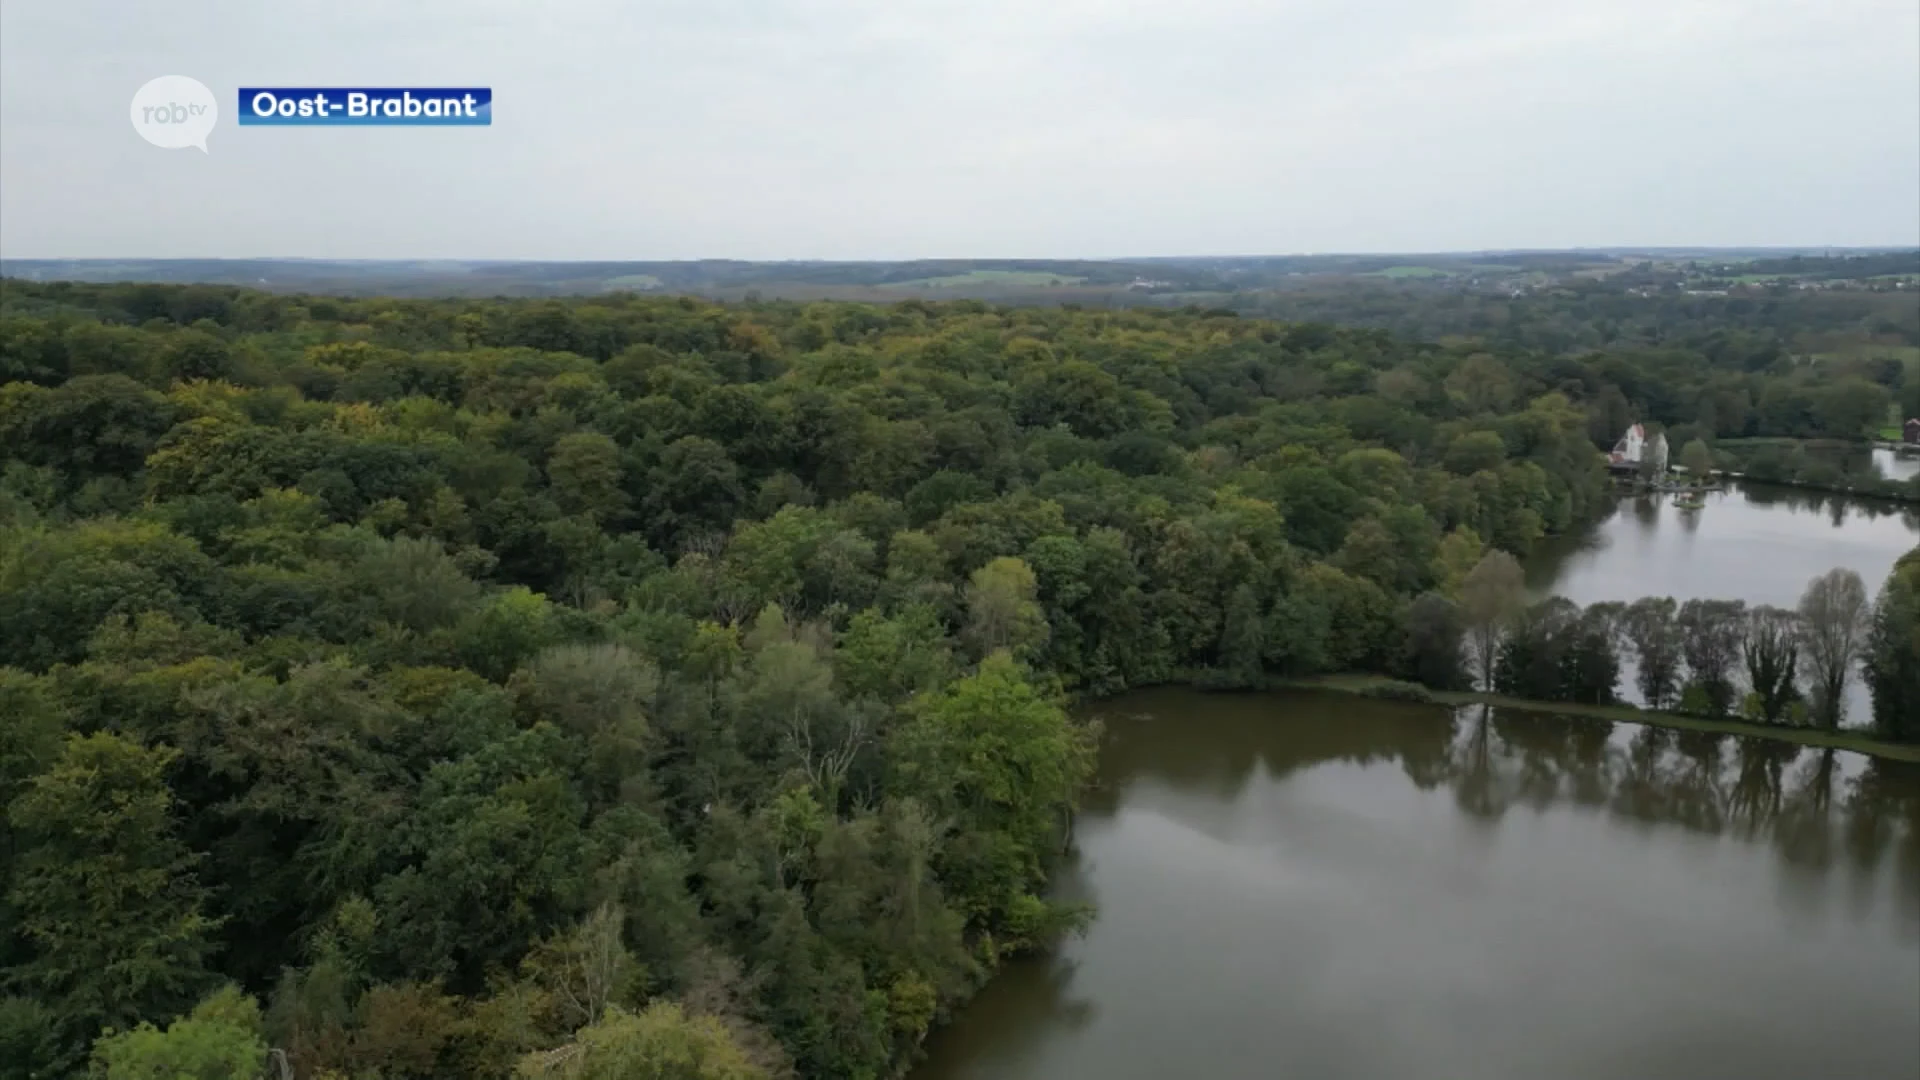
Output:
1261,674,1920,763
1725,474,1920,504
1615,472,1920,505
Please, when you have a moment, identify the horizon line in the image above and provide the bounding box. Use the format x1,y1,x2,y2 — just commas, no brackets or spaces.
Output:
4,245,1917,265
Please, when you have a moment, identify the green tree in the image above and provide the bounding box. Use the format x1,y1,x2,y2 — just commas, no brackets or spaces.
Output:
1458,550,1527,690
0,668,65,814
962,557,1048,661
0,518,216,671
515,643,656,805
0,375,178,481
516,1001,766,1080
1217,583,1267,686
1492,597,1622,705
547,433,628,522
834,605,953,704
7,734,219,1052
1864,548,1920,741
1678,599,1747,716
1742,606,1802,722
1619,597,1684,709
351,534,484,634
451,586,563,682
517,904,643,1034
1431,526,1484,600
88,985,267,1080
1443,431,1507,476
1292,563,1398,673
1444,354,1515,415
1796,567,1871,728
891,653,1093,938
1811,377,1889,438
1678,439,1714,480
0,995,63,1080
1331,516,1399,590
1399,592,1467,690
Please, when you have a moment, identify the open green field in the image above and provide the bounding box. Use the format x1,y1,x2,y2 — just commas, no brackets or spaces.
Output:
599,273,664,289
885,269,1087,288
1366,265,1451,279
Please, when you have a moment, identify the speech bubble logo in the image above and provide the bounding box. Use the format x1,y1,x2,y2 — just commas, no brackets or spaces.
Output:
130,76,218,152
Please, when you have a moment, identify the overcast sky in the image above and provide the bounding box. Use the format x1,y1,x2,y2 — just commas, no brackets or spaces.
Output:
2,0,1916,259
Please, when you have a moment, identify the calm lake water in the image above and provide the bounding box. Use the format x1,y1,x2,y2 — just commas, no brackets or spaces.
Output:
1528,482,1918,720
1528,480,1918,611
1877,447,1920,483
913,490,1920,1080
913,690,1920,1080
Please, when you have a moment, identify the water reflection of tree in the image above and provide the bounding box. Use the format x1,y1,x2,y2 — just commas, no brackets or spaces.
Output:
1500,707,1571,809
1738,482,1919,529
1612,726,1676,824
913,955,1096,1080
1090,692,1920,910
1775,748,1840,870
1398,710,1458,792
1082,690,1458,814
1485,707,1611,811
1841,759,1920,928
1669,731,1726,833
1844,761,1899,875
1452,706,1505,820
1727,738,1800,838
1022,958,1097,1034
1428,706,1920,888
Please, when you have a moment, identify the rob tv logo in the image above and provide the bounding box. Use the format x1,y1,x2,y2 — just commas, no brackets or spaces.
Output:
130,76,218,152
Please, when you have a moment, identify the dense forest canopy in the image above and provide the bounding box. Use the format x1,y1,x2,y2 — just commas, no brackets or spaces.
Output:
0,280,1916,1079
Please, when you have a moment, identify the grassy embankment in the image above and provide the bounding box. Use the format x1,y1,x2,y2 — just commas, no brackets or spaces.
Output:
1275,674,1920,764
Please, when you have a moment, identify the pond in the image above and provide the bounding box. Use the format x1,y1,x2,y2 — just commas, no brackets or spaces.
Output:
1526,482,1918,720
1875,447,1920,483
913,487,1920,1080
912,689,1920,1080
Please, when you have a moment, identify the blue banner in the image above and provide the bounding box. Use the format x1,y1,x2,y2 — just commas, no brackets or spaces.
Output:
236,87,491,126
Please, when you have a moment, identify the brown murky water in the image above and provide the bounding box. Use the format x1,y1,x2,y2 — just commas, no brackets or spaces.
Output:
912,689,1920,1080
916,488,1920,1080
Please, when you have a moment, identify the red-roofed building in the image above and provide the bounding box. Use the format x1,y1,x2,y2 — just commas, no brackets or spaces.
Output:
1905,418,1920,445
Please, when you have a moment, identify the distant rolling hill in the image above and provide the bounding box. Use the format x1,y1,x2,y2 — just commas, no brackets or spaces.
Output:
3,249,1906,301
0,258,1218,300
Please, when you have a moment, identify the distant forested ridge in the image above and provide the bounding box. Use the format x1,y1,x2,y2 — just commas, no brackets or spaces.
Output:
1,281,1916,1079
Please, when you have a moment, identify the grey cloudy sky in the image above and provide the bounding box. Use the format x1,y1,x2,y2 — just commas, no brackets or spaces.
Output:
2,0,1916,259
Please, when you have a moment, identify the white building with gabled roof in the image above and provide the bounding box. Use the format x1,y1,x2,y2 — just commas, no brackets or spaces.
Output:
1608,423,1668,473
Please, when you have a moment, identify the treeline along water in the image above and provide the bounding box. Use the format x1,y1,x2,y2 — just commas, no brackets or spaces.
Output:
913,689,1920,1080
1528,481,1919,720
916,484,1920,1080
